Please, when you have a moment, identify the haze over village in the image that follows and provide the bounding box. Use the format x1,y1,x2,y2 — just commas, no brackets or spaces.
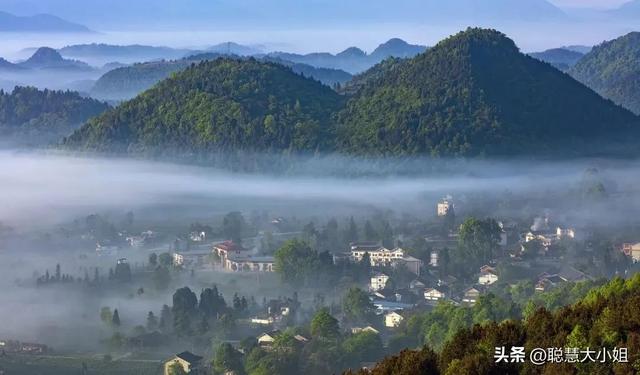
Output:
2,1,640,374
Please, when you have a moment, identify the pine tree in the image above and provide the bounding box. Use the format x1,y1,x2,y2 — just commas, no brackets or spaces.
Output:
112,309,121,327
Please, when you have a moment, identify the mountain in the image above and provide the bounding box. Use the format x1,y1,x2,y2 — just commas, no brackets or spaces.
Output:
345,274,640,375
569,32,640,115
19,47,92,71
90,54,352,101
0,86,109,147
65,58,344,156
0,11,90,32
206,42,262,56
529,48,584,71
58,43,192,65
370,38,428,60
269,38,427,74
0,57,23,71
336,28,638,157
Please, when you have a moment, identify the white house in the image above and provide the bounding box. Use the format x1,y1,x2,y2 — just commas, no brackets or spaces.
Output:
257,331,280,348
351,326,380,335
462,287,482,305
478,270,499,285
384,311,404,328
424,288,446,301
370,273,389,292
437,196,454,217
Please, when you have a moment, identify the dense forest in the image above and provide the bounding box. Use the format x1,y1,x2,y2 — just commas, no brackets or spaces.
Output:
0,86,109,146
336,28,638,157
347,274,640,374
570,32,640,115
90,54,352,101
66,58,344,157
66,28,640,162
528,48,584,71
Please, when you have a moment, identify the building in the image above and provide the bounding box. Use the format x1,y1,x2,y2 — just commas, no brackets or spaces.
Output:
556,227,576,240
350,243,422,275
189,231,207,242
478,270,499,285
384,311,404,328
225,255,275,272
429,250,439,267
213,241,247,263
462,287,482,305
164,351,203,375
622,243,640,263
351,326,380,335
370,272,389,292
257,331,281,348
424,288,446,301
350,243,405,266
173,250,212,267
437,196,454,217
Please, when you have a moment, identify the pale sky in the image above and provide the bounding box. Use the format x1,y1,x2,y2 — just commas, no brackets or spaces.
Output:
549,0,629,9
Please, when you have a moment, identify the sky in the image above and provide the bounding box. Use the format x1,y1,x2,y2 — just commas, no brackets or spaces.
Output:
549,0,628,8
0,0,638,55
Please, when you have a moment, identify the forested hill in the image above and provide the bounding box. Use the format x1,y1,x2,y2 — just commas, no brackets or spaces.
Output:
90,54,352,101
336,28,639,157
347,274,640,374
0,87,109,147
66,29,640,162
65,58,344,156
570,32,640,115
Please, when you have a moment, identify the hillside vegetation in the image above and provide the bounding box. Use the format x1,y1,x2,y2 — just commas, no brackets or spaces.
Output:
570,32,640,115
66,58,344,156
347,274,640,374
0,86,109,146
336,28,638,157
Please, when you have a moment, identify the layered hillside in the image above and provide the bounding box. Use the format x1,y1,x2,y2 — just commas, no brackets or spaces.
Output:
346,274,640,374
90,55,352,101
529,48,584,71
570,32,640,115
336,28,638,157
0,86,109,146
66,58,344,155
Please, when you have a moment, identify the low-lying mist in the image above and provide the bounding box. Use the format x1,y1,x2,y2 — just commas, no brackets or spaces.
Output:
2,149,640,353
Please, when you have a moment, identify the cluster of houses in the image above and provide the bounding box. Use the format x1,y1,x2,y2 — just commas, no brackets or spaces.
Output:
0,339,48,354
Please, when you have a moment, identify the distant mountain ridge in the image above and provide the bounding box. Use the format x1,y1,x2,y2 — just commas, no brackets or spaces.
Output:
0,11,90,32
269,38,428,74
89,53,353,101
529,48,584,71
19,47,92,70
570,32,640,115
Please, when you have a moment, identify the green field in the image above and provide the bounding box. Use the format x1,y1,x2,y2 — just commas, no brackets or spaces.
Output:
0,354,162,375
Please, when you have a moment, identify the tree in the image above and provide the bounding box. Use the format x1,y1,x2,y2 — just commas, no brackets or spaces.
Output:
159,304,172,332
158,252,173,267
364,220,377,241
310,308,340,338
199,286,226,318
148,253,158,267
455,217,501,276
166,362,188,375
172,287,198,336
213,343,244,375
274,239,322,286
100,307,112,325
223,211,246,244
112,309,121,327
342,331,383,367
114,261,132,283
344,217,358,244
146,311,158,331
153,266,171,291
342,287,374,323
